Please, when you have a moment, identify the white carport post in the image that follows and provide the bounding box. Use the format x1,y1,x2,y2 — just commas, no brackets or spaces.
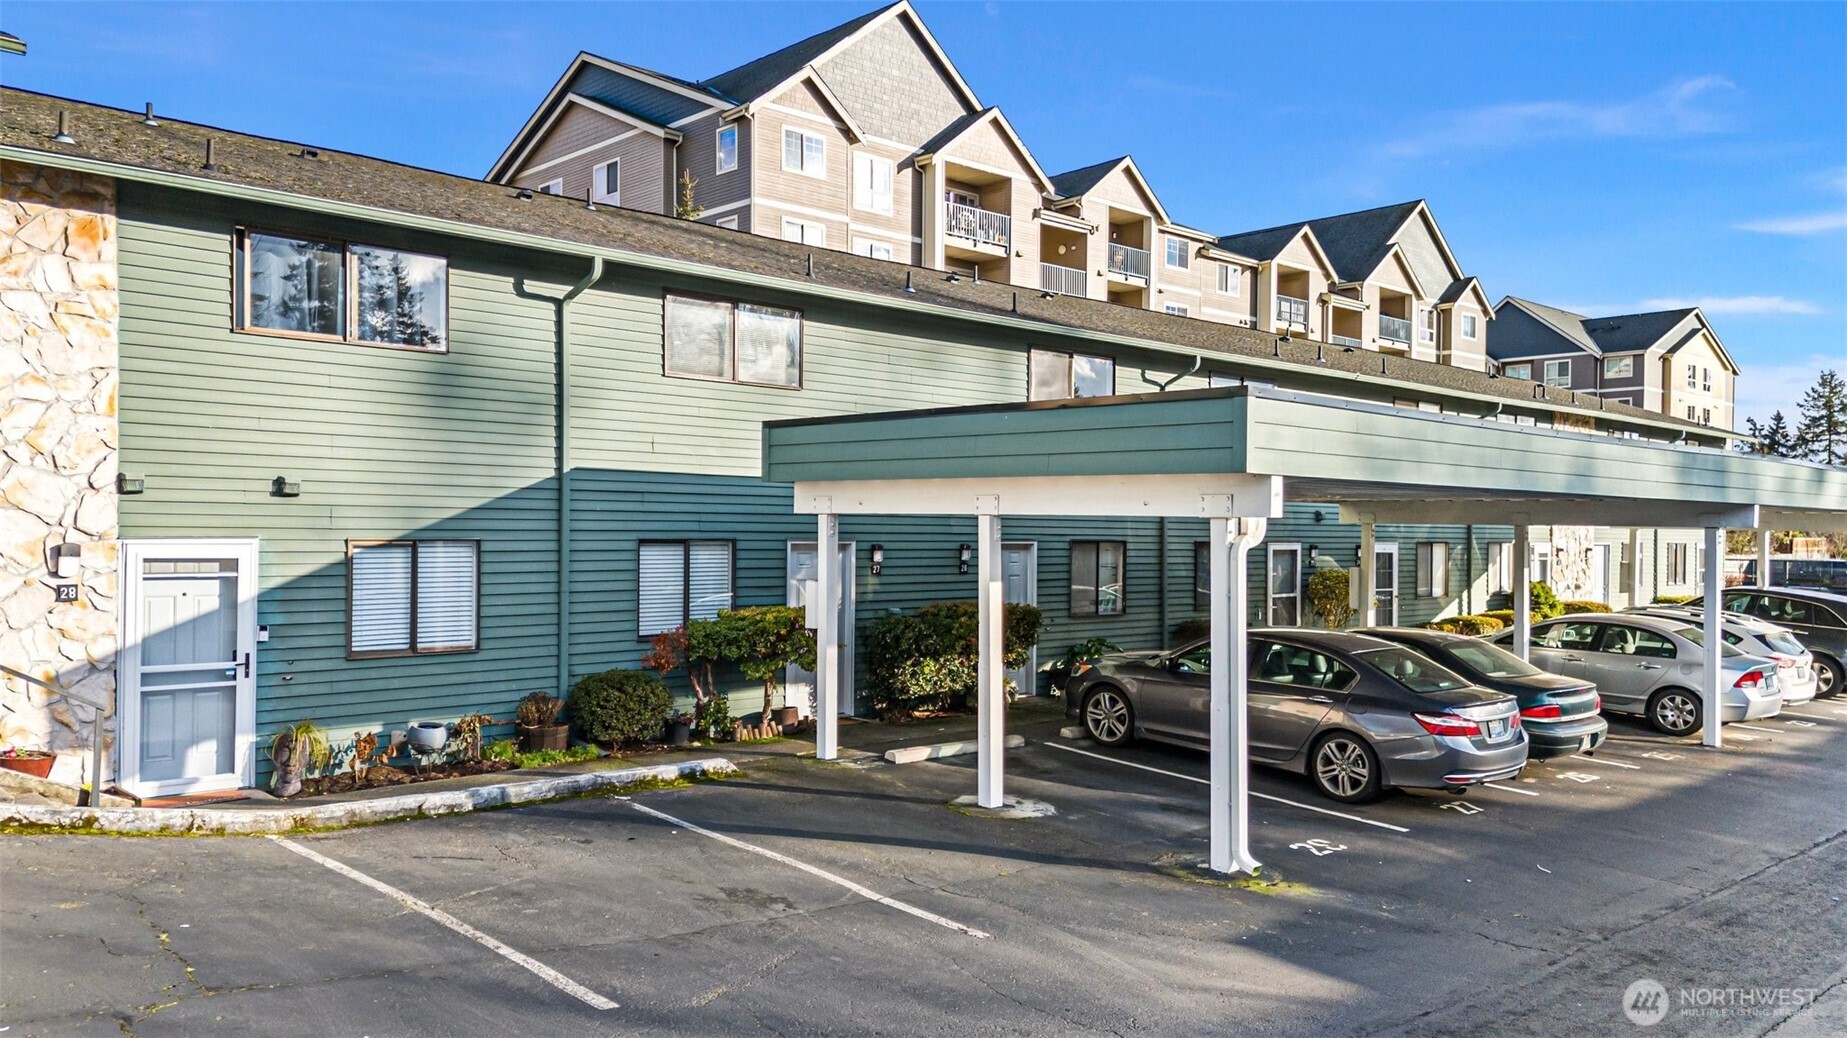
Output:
1756,529,1772,585
976,508,1005,809
1210,516,1266,876
1701,525,1725,749
1358,522,1377,627
1512,523,1532,661
814,510,841,761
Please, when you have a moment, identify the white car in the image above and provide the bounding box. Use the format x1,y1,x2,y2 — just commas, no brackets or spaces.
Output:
1629,607,1818,706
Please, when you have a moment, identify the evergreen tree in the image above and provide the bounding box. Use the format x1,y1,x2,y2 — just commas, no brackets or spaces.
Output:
1795,369,1847,467
1744,410,1798,457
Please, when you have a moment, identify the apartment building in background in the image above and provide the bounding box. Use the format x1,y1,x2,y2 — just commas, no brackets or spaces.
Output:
1489,297,1739,428
486,1,1493,366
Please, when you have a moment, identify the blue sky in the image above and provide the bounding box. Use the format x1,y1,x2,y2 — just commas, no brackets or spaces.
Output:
4,1,1843,421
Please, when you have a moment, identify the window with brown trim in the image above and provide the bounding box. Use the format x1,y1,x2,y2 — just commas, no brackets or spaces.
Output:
236,229,448,351
664,294,802,387
1071,540,1126,617
348,540,479,658
638,540,736,637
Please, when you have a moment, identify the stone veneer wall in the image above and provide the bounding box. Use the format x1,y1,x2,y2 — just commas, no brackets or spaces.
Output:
0,160,119,784
1548,524,1597,601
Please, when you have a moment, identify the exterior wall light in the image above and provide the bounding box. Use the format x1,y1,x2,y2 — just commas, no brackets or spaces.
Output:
271,476,301,498
870,544,884,575
958,543,972,574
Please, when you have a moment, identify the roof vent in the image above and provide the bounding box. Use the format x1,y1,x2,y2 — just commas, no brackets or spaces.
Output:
517,188,533,200
141,103,159,127
203,138,218,172
51,111,75,144
297,147,320,160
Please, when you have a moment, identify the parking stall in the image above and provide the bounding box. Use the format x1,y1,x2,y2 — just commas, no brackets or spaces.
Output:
764,384,1847,876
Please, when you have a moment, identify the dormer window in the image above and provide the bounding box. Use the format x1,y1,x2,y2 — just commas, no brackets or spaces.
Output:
1460,313,1479,340
1164,236,1190,270
1419,309,1437,343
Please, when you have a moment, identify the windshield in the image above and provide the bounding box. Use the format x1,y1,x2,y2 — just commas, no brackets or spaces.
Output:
1359,645,1472,694
1446,640,1545,679
1674,627,1743,657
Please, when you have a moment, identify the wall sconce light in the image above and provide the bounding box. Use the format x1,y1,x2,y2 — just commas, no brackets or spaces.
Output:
958,543,972,574
52,543,82,578
1355,545,1366,567
870,544,884,576
1312,509,1326,523
1306,543,1320,563
116,473,145,495
271,476,301,498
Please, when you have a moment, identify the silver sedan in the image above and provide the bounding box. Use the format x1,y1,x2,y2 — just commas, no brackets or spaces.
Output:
1493,612,1782,736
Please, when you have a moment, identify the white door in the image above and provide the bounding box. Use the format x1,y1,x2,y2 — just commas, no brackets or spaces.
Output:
1003,543,1038,695
787,542,855,717
1588,544,1612,603
1374,543,1400,625
120,540,258,796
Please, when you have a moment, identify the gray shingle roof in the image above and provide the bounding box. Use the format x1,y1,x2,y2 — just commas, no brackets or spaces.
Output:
0,87,1706,438
1213,223,1310,263
1493,297,1601,357
698,2,897,104
1215,201,1426,283
1584,308,1698,354
1048,157,1127,200
916,108,993,156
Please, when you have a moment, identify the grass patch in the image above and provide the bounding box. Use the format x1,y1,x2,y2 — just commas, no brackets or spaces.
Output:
1152,853,1311,895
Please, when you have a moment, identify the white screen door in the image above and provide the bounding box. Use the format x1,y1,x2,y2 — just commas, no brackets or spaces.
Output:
121,540,258,796
1003,543,1038,695
787,541,855,717
1374,543,1399,625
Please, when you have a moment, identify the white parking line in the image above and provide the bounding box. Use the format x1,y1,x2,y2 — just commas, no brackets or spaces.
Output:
267,835,618,1010
1733,724,1785,734
1572,755,1642,770
1483,782,1540,797
1040,740,1411,834
626,801,991,939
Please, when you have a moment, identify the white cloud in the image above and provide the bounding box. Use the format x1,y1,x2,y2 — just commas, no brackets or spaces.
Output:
1734,212,1847,235
1379,75,1734,160
1733,355,1841,427
1639,295,1823,316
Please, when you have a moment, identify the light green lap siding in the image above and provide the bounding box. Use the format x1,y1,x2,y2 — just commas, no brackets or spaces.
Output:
117,184,566,774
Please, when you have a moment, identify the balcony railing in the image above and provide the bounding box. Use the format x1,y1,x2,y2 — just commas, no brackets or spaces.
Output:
1379,314,1412,343
1040,263,1086,297
944,201,1010,248
1275,294,1309,328
1107,243,1150,280
1331,334,1363,349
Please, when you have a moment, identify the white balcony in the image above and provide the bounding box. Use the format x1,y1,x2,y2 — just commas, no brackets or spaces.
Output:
1040,263,1086,297
1275,294,1309,328
1331,334,1363,349
1107,243,1150,281
1379,314,1412,343
944,201,1010,249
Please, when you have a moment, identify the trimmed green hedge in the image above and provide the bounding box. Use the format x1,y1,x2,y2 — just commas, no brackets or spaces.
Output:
1482,609,1515,627
569,669,672,745
1529,581,1563,621
1424,614,1507,635
863,601,1044,720
1559,600,1614,614
1654,594,1697,605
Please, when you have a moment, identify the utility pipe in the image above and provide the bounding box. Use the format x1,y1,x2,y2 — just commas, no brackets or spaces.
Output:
557,257,605,696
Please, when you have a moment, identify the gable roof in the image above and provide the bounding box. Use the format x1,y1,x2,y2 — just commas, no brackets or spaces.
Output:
1213,224,1338,280
1048,156,1170,224
745,68,866,142
700,0,980,114
1437,275,1495,315
1492,297,1602,358
1303,201,1423,284
1357,241,1429,299
914,108,1054,194
488,52,723,181
1582,308,1698,354
0,87,1720,445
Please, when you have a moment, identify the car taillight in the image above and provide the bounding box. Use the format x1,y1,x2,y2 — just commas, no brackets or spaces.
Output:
1413,712,1482,737
1769,654,1795,670
1593,694,1602,712
1521,704,1562,720
1734,671,1765,689
1073,661,1095,677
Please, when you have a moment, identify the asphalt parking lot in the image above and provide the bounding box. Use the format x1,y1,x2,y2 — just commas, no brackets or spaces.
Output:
4,697,1845,1038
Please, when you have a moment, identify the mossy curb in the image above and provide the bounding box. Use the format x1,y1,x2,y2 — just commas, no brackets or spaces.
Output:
1152,853,1311,895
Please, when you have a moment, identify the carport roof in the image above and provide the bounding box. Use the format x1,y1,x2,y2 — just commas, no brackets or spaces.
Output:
763,386,1847,530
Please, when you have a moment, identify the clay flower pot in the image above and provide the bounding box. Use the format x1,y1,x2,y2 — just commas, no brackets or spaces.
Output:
0,751,55,779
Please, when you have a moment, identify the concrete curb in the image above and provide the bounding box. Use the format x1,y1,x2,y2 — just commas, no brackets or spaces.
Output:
0,757,738,835
885,734,1025,764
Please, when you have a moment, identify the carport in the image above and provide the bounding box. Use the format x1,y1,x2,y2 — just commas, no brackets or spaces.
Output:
762,385,1847,875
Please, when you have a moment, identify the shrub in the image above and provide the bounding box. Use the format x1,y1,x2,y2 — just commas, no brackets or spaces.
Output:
686,606,816,713
569,669,672,745
1306,565,1354,630
1172,618,1210,643
1529,581,1563,621
1654,594,1697,606
1558,600,1613,615
1481,609,1515,627
515,691,563,728
1424,614,1506,636
862,601,1045,719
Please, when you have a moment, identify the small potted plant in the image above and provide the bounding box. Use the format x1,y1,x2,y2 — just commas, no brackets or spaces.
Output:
0,745,56,779
269,720,330,798
515,691,568,753
664,710,693,747
407,720,449,754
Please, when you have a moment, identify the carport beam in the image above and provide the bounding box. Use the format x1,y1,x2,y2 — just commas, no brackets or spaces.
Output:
1209,516,1266,876
1756,529,1772,585
1701,526,1724,749
1359,522,1377,627
815,512,841,761
1512,524,1532,661
977,512,1005,809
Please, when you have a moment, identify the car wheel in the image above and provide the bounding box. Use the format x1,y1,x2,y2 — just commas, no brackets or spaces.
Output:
1081,687,1135,746
1648,688,1702,736
1813,655,1843,700
1309,732,1383,804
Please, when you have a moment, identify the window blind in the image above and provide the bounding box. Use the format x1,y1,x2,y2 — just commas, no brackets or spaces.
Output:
639,543,687,637
351,543,412,653
415,541,478,651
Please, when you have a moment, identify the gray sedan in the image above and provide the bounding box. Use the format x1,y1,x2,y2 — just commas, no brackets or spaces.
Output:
1063,629,1527,803
1493,613,1782,736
